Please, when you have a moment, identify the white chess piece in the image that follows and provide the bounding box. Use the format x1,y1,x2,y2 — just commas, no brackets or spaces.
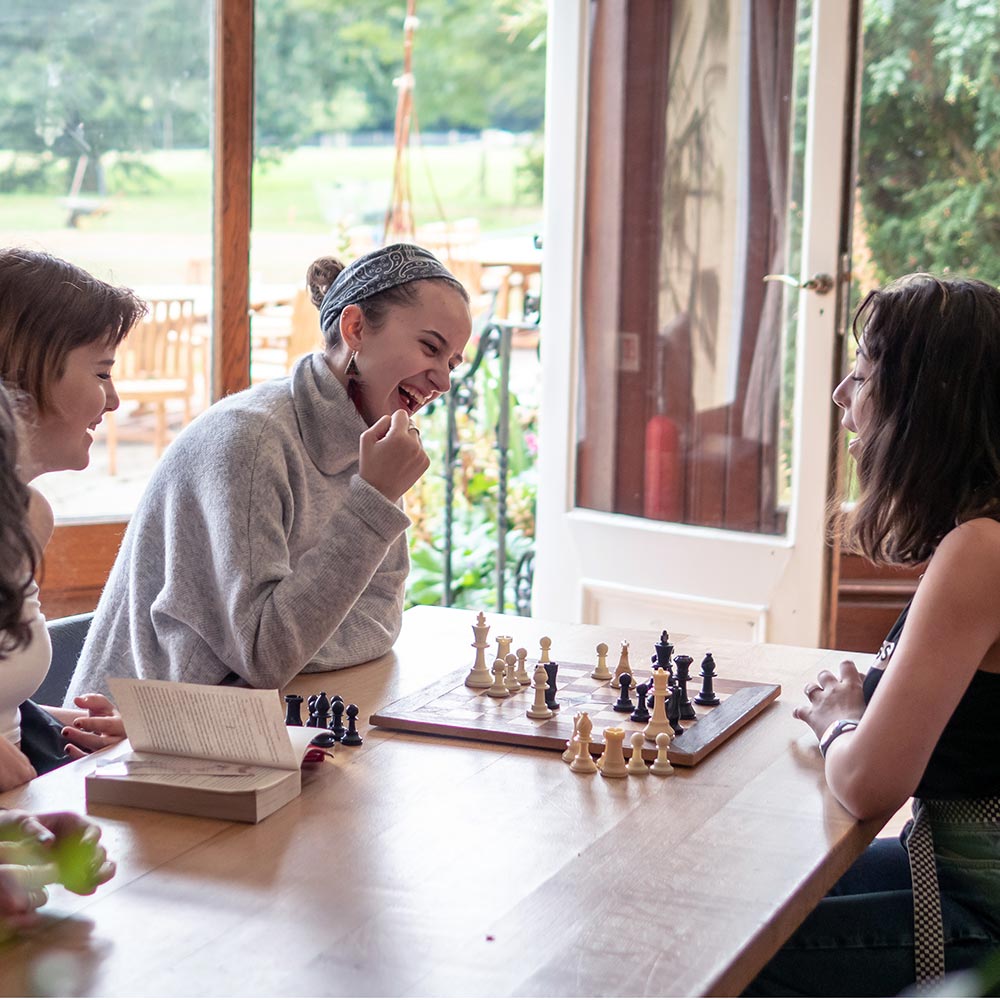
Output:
563,713,581,762
591,641,612,681
612,640,632,688
526,665,553,719
599,727,628,778
570,713,598,773
514,647,531,686
538,636,552,664
504,653,521,693
496,635,513,660
465,611,494,688
644,667,672,740
626,732,649,775
649,731,674,776
487,658,511,698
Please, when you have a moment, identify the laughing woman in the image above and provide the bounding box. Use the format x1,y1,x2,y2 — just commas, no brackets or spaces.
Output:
68,244,472,698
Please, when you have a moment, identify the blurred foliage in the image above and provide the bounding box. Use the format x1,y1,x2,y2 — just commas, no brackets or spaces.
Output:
405,352,537,611
0,0,546,190
859,0,1000,282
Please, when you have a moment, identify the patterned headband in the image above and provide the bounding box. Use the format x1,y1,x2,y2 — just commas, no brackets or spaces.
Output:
318,242,464,335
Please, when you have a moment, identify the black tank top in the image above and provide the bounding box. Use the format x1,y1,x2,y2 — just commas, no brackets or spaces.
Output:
864,600,1000,799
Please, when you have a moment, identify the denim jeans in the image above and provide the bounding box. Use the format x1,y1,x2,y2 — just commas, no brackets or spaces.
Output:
743,831,1000,997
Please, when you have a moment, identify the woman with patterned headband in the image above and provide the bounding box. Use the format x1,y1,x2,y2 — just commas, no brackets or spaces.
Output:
68,244,472,697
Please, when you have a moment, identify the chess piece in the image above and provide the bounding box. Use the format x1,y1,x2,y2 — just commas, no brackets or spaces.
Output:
538,636,553,664
306,694,319,728
515,647,531,685
654,630,674,677
284,694,304,727
563,713,581,762
644,667,672,740
649,731,674,776
613,674,634,713
465,612,494,688
504,653,521,693
341,704,363,746
598,727,628,778
673,655,697,720
630,682,651,724
526,665,553,720
309,730,337,749
626,732,649,775
543,662,560,710
591,642,612,681
331,699,346,741
487,658,511,698
314,691,331,730
612,641,634,689
667,684,684,736
695,652,721,706
569,713,598,773
496,635,513,660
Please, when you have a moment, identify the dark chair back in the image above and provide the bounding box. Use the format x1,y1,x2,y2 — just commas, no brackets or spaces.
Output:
34,612,94,707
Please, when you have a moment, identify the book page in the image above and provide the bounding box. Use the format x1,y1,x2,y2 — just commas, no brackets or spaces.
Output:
109,678,304,770
91,751,293,792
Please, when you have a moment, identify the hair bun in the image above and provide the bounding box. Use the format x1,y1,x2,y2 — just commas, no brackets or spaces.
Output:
306,256,346,309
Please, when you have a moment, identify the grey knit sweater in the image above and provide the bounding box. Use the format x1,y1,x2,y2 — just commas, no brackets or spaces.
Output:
66,353,411,701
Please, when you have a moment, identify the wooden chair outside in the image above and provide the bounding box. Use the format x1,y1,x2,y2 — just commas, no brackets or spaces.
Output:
250,289,322,384
104,298,201,475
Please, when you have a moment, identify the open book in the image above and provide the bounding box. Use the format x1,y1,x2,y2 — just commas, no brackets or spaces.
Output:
85,679,319,823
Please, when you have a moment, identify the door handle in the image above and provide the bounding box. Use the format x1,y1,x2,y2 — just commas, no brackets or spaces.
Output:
763,272,834,295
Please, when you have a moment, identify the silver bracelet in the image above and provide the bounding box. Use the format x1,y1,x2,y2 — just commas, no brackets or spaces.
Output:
819,719,859,758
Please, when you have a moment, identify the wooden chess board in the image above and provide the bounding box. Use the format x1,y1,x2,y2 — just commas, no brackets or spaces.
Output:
370,657,781,767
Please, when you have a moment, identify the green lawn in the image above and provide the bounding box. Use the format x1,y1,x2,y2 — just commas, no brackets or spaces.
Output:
0,142,542,236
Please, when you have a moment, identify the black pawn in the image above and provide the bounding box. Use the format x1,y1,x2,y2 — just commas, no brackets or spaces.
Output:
284,693,304,727
695,652,721,706
341,704,363,746
306,694,319,728
544,662,560,711
314,691,331,730
613,673,635,713
674,655,697,721
667,684,683,736
630,682,650,723
331,699,346,741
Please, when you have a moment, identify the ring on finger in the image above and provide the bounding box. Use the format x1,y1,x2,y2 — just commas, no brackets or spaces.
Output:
804,683,822,697
407,421,421,435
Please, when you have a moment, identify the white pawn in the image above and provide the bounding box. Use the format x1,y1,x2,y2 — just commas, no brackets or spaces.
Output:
649,731,674,776
599,727,629,779
538,636,552,664
570,713,598,773
504,653,521,693
514,647,531,686
526,665,553,719
563,713,581,762
591,642,612,681
626,732,649,775
487,658,510,698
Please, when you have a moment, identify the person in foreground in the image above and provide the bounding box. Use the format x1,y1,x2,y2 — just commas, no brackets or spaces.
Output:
68,243,472,699
0,249,144,789
746,274,1000,996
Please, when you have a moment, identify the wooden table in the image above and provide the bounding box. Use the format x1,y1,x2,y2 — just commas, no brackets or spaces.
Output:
0,607,883,997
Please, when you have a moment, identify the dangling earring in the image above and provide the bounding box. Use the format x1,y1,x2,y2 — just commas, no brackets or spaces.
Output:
345,351,360,378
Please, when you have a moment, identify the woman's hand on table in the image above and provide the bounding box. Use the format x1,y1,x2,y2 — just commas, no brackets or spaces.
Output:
61,694,126,759
793,659,867,741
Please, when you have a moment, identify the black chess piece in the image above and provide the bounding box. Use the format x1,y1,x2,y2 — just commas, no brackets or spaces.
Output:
630,682,650,723
613,673,635,713
673,654,697,720
309,730,337,748
306,694,319,728
667,684,684,736
543,662,560,711
331,699,346,741
284,693,304,727
341,704,363,746
654,630,674,675
314,691,331,730
695,652,721,705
